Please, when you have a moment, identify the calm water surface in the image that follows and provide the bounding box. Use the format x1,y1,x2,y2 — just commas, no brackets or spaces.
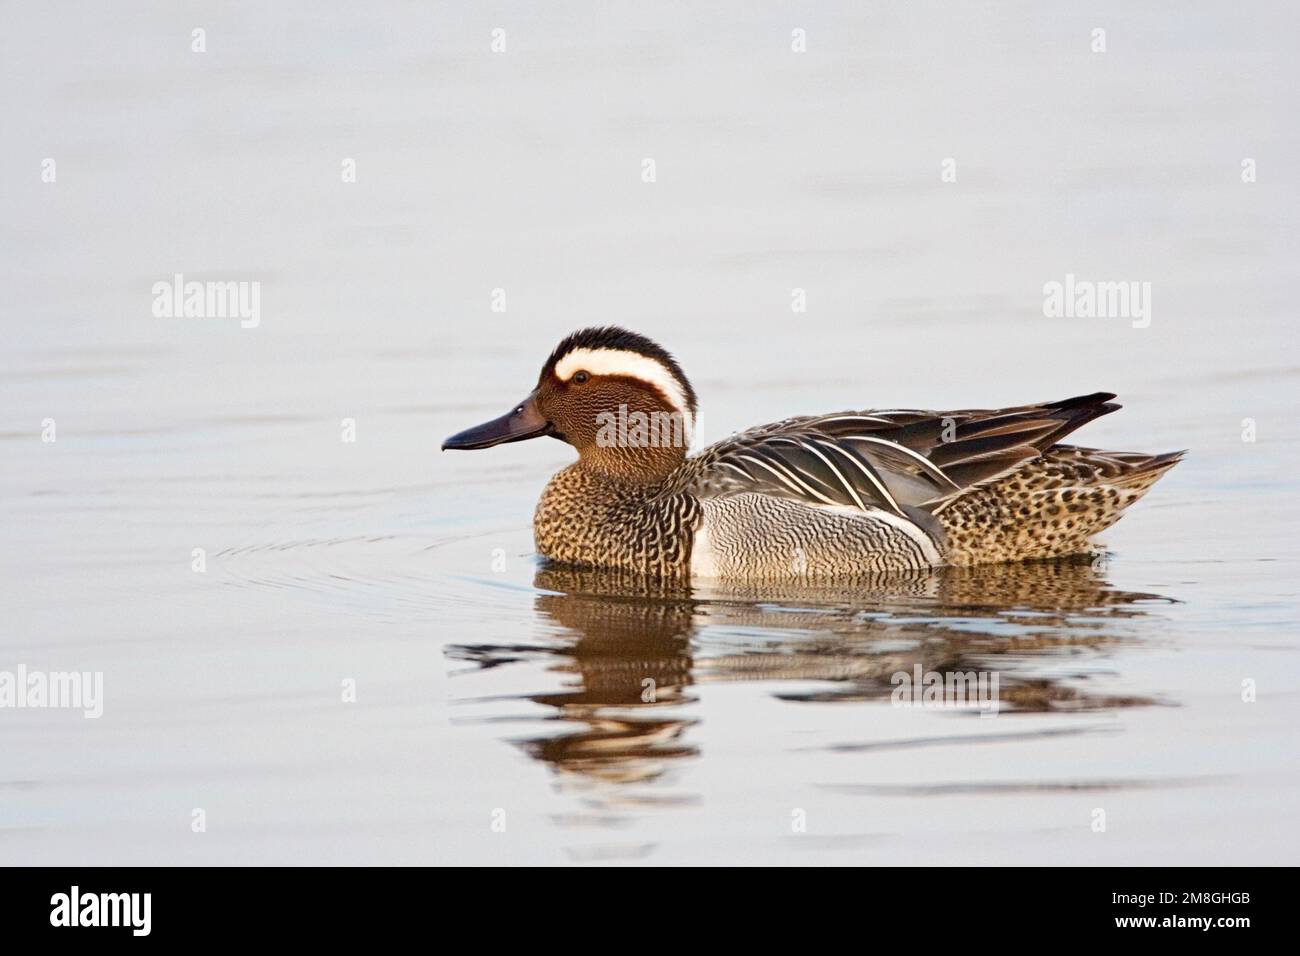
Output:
2,2,1298,864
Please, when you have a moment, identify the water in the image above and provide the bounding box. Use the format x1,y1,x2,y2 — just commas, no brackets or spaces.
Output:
2,1,1298,864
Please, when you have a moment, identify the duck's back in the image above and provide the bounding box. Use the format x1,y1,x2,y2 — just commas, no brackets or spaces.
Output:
672,394,1181,577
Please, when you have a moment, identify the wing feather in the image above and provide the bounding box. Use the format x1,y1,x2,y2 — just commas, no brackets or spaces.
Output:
672,393,1120,520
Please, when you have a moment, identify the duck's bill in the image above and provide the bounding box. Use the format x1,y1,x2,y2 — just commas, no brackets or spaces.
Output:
442,393,552,450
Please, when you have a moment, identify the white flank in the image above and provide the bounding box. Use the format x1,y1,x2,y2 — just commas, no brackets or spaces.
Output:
555,347,694,439
811,503,943,566
689,521,720,577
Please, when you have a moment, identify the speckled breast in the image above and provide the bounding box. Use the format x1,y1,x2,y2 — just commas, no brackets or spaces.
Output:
533,465,698,576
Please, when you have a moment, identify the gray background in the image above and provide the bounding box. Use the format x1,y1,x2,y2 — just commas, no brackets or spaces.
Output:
2,2,1297,864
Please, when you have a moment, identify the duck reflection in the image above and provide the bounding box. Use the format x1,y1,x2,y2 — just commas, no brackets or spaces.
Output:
522,570,698,786
449,558,1173,788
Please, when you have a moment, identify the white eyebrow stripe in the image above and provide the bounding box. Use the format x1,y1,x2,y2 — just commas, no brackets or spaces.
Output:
554,347,694,436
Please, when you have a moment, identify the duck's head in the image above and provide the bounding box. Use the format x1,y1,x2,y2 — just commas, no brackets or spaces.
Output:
442,326,697,481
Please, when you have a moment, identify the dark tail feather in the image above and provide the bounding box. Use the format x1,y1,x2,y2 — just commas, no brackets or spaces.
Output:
925,393,1121,492
1038,392,1121,448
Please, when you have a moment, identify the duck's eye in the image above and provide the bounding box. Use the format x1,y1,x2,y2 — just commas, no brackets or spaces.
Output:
572,370,589,384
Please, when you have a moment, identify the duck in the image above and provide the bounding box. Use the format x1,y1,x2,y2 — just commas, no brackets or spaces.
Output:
442,326,1182,579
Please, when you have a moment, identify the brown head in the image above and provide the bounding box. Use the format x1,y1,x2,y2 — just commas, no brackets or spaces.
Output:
442,327,697,483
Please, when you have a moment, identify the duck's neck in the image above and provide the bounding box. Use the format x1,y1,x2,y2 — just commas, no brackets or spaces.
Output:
576,444,685,487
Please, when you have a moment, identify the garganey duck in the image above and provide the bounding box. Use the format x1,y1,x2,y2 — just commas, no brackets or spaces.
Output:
443,327,1182,579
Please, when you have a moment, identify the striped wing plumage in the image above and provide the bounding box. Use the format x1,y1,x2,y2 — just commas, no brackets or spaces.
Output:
676,393,1120,521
